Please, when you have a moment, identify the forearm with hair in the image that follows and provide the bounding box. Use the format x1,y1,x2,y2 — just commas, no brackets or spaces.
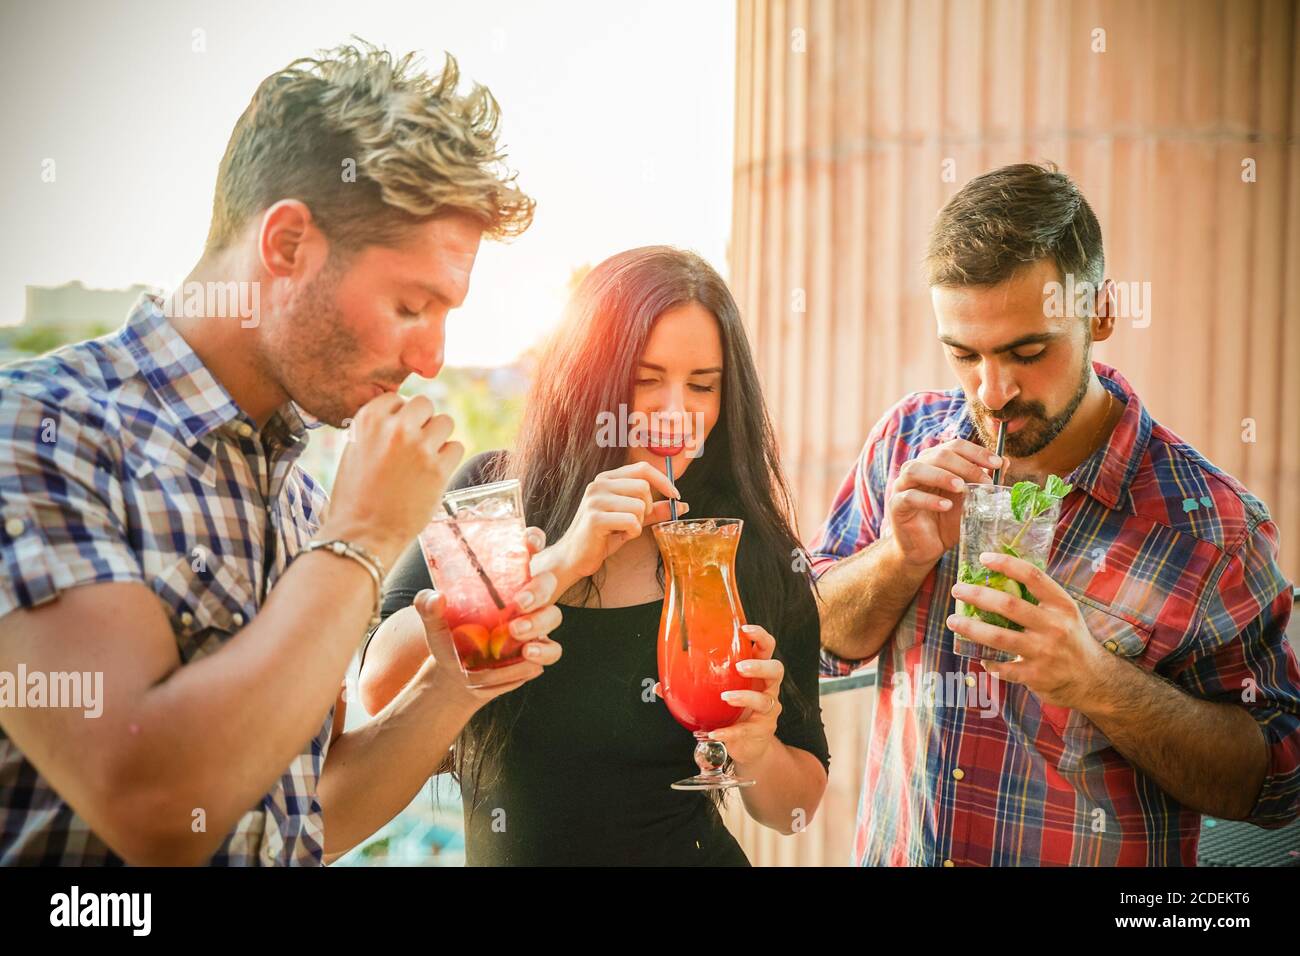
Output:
816,535,932,664
1081,654,1269,820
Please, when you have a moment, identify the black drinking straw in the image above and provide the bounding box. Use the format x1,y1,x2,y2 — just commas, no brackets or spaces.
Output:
664,455,680,520
443,500,506,609
991,420,1008,485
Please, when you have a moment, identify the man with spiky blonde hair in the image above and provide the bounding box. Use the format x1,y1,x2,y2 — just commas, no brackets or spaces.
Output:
0,41,564,865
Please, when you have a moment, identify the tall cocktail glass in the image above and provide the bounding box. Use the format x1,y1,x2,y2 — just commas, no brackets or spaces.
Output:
652,517,759,790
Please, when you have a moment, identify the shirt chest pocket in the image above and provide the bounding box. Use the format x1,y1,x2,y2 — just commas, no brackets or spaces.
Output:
279,485,321,560
1040,598,1153,771
151,548,257,662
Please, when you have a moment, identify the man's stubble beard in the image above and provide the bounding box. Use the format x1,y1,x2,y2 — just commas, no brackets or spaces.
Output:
270,261,362,428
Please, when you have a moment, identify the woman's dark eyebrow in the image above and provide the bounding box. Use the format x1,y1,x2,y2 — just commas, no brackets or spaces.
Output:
939,332,1059,354
638,361,724,375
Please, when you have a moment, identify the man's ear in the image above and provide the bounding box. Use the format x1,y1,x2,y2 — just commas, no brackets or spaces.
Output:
1091,278,1117,343
257,199,324,279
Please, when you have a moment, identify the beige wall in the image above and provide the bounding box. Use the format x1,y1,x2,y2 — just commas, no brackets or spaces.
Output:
724,0,1299,864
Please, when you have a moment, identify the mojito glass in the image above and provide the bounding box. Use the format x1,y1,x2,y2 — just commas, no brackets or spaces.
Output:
953,482,1060,663
418,479,533,675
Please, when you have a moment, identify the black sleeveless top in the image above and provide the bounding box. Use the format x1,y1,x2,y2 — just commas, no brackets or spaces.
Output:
375,452,831,866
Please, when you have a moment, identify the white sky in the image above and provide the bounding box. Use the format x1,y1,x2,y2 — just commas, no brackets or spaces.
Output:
0,0,735,366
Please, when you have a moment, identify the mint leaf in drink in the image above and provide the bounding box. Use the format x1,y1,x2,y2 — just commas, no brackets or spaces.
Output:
1025,475,1072,521
1000,543,1023,559
1032,487,1053,516
1044,474,1072,500
1009,481,1038,522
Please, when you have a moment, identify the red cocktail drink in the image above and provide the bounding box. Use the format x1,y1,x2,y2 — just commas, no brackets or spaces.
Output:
418,480,532,674
652,517,759,790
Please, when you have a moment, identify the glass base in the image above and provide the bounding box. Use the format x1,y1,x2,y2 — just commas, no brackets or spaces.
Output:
670,731,755,790
952,634,1018,664
671,772,755,791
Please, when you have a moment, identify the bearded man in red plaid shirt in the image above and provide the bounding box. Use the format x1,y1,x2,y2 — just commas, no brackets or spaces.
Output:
810,162,1300,866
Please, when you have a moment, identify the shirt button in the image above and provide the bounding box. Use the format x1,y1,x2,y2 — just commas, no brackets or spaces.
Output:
180,611,194,627
4,517,25,537
234,422,254,438
232,612,245,627
1103,639,1119,653
952,768,965,781
964,674,976,687
943,859,955,867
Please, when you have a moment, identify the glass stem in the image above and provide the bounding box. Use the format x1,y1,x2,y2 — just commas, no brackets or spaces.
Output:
693,731,728,777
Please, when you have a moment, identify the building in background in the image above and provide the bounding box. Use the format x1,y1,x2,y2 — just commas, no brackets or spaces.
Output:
1,280,156,362
724,0,1299,866
22,280,154,337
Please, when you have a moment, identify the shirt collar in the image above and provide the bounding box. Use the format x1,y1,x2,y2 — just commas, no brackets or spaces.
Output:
1066,362,1151,512
118,293,320,459
936,360,1151,512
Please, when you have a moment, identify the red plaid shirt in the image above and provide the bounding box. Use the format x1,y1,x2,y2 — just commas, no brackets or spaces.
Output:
810,363,1300,866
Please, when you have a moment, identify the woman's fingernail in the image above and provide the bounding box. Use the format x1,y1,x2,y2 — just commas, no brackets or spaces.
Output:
511,618,533,637
736,660,755,674
721,691,739,701
516,590,535,611
524,644,541,659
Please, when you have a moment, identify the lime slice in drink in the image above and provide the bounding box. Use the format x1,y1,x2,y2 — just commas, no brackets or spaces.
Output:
986,573,1022,599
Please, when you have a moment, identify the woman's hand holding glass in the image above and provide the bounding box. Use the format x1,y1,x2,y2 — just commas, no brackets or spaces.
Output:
653,623,784,767
418,526,563,705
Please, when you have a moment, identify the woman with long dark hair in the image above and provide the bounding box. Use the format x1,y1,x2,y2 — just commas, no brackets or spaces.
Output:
359,246,828,865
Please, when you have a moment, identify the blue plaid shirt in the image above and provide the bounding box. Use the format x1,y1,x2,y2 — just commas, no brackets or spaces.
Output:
0,294,332,865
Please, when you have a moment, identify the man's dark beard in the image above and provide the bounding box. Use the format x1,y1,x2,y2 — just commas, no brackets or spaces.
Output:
967,353,1091,458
